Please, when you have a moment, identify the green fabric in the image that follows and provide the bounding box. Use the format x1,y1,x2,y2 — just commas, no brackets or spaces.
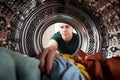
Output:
51,32,79,55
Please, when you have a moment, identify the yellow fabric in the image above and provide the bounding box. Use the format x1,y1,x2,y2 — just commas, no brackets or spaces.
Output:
60,54,91,80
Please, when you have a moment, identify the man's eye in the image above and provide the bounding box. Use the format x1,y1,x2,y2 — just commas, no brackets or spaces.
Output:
60,26,64,28
65,26,69,28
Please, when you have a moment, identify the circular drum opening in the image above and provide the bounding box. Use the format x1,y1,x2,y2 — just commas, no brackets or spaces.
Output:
18,3,101,56
1,0,119,58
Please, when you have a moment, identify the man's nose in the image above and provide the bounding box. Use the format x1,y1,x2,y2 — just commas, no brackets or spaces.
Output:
62,27,67,31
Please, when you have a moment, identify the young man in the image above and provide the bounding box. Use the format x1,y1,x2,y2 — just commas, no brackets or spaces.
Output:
46,23,79,55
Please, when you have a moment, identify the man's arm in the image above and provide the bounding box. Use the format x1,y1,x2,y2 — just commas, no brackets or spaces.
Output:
37,39,59,76
37,48,61,76
45,39,58,50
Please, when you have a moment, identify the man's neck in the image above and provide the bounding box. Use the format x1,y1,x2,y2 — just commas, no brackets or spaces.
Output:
62,34,73,42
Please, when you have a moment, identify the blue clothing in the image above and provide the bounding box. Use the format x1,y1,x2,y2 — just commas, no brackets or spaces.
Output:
0,48,85,80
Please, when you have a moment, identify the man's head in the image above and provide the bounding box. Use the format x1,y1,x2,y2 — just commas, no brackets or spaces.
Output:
58,23,74,42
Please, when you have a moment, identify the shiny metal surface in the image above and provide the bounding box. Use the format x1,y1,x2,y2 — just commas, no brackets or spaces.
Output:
0,0,119,58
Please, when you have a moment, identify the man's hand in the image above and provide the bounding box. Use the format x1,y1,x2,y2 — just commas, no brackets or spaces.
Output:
37,48,61,76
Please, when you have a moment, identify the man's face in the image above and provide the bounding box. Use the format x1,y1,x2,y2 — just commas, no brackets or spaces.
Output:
58,23,73,39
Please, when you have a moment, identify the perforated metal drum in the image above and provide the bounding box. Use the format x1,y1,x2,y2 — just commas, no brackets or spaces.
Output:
0,0,119,58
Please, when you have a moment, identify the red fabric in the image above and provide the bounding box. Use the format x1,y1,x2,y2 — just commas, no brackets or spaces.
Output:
74,50,120,80
102,57,120,80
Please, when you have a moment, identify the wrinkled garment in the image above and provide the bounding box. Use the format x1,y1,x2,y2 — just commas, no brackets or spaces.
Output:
60,54,91,80
0,48,85,80
74,50,120,80
0,47,40,80
50,57,85,80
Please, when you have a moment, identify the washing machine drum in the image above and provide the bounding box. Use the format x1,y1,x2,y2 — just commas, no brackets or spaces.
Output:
3,0,120,58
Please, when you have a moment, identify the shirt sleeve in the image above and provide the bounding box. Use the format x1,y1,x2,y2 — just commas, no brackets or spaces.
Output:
50,32,61,42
